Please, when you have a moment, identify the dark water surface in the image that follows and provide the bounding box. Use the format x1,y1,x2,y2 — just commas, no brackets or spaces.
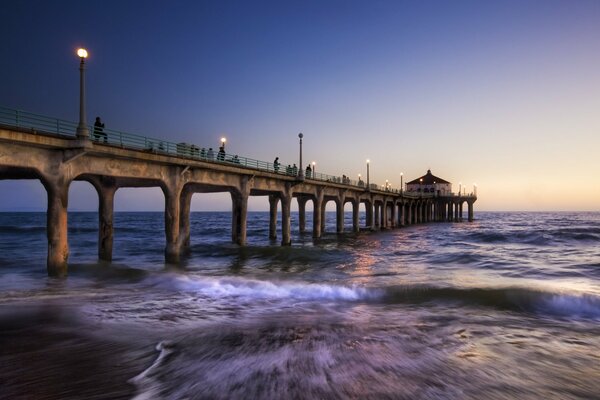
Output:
1,212,599,399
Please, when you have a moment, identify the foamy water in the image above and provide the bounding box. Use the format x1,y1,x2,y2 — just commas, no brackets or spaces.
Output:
1,211,599,399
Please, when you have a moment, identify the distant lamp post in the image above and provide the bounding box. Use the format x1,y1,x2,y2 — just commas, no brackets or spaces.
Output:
400,172,404,194
459,182,462,196
366,159,370,190
220,137,227,149
311,161,316,177
474,183,477,196
76,47,89,139
385,179,389,191
420,178,423,193
298,133,304,178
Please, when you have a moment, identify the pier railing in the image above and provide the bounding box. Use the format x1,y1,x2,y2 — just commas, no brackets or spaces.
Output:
0,106,445,198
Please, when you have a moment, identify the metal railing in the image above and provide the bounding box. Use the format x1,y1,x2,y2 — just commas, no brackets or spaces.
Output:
0,106,456,197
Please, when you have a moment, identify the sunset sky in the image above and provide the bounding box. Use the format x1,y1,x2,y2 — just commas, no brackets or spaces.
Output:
1,0,599,211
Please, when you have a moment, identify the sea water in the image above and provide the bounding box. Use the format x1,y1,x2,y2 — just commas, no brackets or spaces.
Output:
1,212,599,399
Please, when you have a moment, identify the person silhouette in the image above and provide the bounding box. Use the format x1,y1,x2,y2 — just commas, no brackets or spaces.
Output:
273,157,280,173
93,117,107,143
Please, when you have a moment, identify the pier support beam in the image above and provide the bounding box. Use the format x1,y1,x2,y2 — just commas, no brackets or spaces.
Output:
365,202,373,230
313,194,323,238
231,183,249,246
382,201,389,229
281,190,292,246
179,188,193,252
97,180,117,262
269,195,278,240
352,201,360,232
45,177,71,277
468,201,474,222
336,199,344,233
374,203,380,229
163,177,183,264
298,196,307,233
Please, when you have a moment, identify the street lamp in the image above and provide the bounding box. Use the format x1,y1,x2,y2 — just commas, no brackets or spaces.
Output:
385,179,389,191
366,159,370,190
298,133,304,178
420,178,423,193
311,161,316,177
474,183,477,196
400,172,404,194
220,137,226,149
459,182,462,196
76,47,89,139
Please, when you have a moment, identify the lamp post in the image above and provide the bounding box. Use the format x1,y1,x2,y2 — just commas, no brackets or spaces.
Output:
76,48,89,139
459,182,462,196
312,161,316,178
220,137,226,150
385,179,389,191
474,183,477,196
400,172,404,194
420,178,423,194
298,133,304,178
366,159,370,190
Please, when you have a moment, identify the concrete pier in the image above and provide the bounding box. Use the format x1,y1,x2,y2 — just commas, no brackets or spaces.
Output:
0,122,476,276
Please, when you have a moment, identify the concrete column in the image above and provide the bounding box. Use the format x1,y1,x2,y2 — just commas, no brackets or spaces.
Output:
459,202,463,221
336,199,344,233
382,201,389,229
468,201,474,222
352,201,360,232
179,188,193,251
374,203,380,228
231,190,248,245
454,202,459,222
406,204,412,225
298,197,307,233
98,184,116,262
45,178,70,277
390,202,396,228
313,196,322,238
365,202,373,230
163,182,183,264
398,202,406,226
281,194,292,246
269,195,278,239
320,199,327,234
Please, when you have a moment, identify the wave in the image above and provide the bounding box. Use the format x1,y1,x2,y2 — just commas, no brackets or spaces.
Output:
467,229,600,246
146,275,600,320
150,275,379,301
382,285,600,319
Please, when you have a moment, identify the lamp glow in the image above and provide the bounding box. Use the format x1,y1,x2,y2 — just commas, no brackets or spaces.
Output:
77,48,88,58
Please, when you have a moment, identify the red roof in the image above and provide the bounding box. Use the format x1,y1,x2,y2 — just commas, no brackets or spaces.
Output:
406,170,450,185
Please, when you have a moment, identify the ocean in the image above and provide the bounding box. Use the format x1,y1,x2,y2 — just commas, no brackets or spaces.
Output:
1,211,599,399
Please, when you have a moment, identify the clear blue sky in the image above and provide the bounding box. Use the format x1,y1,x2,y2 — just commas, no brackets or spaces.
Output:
1,0,599,211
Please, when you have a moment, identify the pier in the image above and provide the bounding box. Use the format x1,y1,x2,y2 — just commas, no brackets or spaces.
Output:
0,107,476,276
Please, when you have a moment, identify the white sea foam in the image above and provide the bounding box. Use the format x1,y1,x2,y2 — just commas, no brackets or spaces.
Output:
154,274,378,302
537,293,600,319
129,340,174,400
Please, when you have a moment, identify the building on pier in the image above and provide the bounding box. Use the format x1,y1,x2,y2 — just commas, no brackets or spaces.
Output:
406,169,451,195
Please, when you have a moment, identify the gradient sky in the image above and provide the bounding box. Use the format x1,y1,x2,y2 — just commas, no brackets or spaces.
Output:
1,0,599,211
